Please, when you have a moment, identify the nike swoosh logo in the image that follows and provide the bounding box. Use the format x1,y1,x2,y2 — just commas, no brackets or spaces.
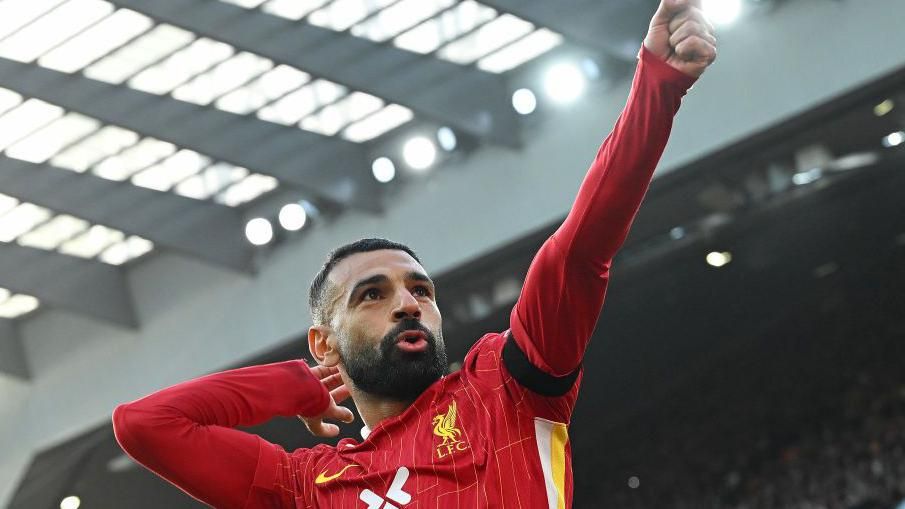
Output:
315,464,360,484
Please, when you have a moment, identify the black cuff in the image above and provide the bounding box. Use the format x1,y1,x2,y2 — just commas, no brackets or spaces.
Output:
502,331,580,397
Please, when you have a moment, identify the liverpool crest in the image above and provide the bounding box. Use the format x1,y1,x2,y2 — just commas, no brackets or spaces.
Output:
432,401,469,459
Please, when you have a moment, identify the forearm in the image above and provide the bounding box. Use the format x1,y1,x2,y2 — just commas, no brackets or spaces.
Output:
112,360,329,508
113,360,329,430
554,45,696,267
511,46,696,376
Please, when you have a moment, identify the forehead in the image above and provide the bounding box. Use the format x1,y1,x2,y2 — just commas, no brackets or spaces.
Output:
329,249,427,293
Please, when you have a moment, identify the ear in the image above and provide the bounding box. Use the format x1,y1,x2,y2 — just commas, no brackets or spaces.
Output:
308,325,341,367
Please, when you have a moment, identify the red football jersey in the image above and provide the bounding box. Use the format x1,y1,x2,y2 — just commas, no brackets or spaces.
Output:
112,46,695,509
263,332,580,509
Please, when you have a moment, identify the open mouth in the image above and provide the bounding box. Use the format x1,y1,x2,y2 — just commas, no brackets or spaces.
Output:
395,330,428,352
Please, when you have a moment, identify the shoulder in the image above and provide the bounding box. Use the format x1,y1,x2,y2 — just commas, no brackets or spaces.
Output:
463,331,507,368
287,443,341,471
457,330,515,394
460,330,581,423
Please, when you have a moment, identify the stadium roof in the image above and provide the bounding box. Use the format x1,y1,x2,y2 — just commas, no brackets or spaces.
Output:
0,0,655,344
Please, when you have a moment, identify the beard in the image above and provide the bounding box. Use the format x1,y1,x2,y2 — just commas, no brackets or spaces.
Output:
338,318,449,402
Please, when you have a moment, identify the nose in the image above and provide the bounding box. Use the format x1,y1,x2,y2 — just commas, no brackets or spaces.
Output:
392,289,421,321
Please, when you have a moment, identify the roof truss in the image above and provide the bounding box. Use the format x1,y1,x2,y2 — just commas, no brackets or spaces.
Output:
0,319,29,380
0,242,137,328
108,0,521,147
0,57,382,212
0,156,255,273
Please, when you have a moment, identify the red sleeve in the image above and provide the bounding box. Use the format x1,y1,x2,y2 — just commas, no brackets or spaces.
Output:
111,360,330,509
510,46,697,377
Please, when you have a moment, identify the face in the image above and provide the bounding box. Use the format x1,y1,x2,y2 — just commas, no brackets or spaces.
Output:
312,249,448,401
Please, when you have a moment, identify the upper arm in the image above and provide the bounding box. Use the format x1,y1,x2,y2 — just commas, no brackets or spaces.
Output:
509,234,610,377
464,333,582,423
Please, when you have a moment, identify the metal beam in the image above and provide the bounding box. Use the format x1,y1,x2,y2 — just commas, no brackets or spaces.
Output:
480,0,657,61
0,243,137,328
108,0,521,147
0,319,29,380
0,58,382,212
0,156,254,273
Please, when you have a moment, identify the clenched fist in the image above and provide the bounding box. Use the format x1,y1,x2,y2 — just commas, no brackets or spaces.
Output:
644,0,717,78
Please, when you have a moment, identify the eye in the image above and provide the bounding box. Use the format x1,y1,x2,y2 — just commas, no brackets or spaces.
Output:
363,288,381,301
412,285,432,297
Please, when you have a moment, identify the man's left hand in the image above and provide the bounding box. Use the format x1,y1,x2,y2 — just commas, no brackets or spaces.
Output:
644,0,717,78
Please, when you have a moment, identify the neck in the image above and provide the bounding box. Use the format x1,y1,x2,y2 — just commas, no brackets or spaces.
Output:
350,387,413,431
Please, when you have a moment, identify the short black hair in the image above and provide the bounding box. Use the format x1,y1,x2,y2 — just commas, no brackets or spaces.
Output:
308,238,420,325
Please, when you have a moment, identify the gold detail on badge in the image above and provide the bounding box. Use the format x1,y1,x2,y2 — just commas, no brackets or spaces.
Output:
432,401,469,458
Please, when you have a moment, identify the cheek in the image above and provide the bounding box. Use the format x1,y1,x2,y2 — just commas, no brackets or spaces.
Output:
344,313,387,345
423,303,442,326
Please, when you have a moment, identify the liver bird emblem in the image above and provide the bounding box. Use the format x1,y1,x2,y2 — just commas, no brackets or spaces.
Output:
432,401,462,445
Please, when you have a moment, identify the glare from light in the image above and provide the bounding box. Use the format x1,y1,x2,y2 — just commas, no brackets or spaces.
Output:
813,262,839,279
882,131,905,148
60,496,81,509
402,136,437,171
245,218,273,246
669,226,686,240
581,58,601,80
543,62,586,104
706,251,732,267
278,203,307,231
437,126,457,151
874,99,894,117
371,157,396,183
511,88,537,115
792,168,823,186
628,476,640,489
829,152,879,172
702,0,742,25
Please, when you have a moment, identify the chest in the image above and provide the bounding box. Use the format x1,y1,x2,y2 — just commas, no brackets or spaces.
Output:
304,394,546,508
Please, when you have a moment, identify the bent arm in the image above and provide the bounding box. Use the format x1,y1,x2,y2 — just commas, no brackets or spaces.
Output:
112,360,330,509
509,46,697,378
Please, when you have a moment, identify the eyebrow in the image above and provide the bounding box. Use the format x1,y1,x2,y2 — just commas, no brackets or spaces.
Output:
347,271,434,304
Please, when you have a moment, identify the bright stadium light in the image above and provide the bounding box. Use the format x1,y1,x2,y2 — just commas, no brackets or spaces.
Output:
437,126,457,151
874,99,894,117
706,251,733,267
60,496,81,509
245,218,273,246
792,168,823,186
402,136,437,171
278,203,307,231
543,62,586,104
371,156,396,183
882,131,905,148
702,0,742,26
512,88,537,115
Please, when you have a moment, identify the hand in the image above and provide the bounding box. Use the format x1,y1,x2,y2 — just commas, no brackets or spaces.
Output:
297,365,355,437
644,0,717,78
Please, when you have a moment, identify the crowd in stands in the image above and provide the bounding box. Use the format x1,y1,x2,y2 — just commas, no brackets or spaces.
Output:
584,306,905,508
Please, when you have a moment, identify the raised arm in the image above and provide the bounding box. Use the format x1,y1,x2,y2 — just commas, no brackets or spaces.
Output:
508,0,716,380
112,360,334,509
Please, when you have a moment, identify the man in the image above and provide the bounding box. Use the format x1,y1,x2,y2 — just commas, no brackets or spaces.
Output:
112,1,716,507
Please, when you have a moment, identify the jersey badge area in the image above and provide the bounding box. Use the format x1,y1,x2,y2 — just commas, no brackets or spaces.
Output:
432,401,469,459
359,466,411,508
